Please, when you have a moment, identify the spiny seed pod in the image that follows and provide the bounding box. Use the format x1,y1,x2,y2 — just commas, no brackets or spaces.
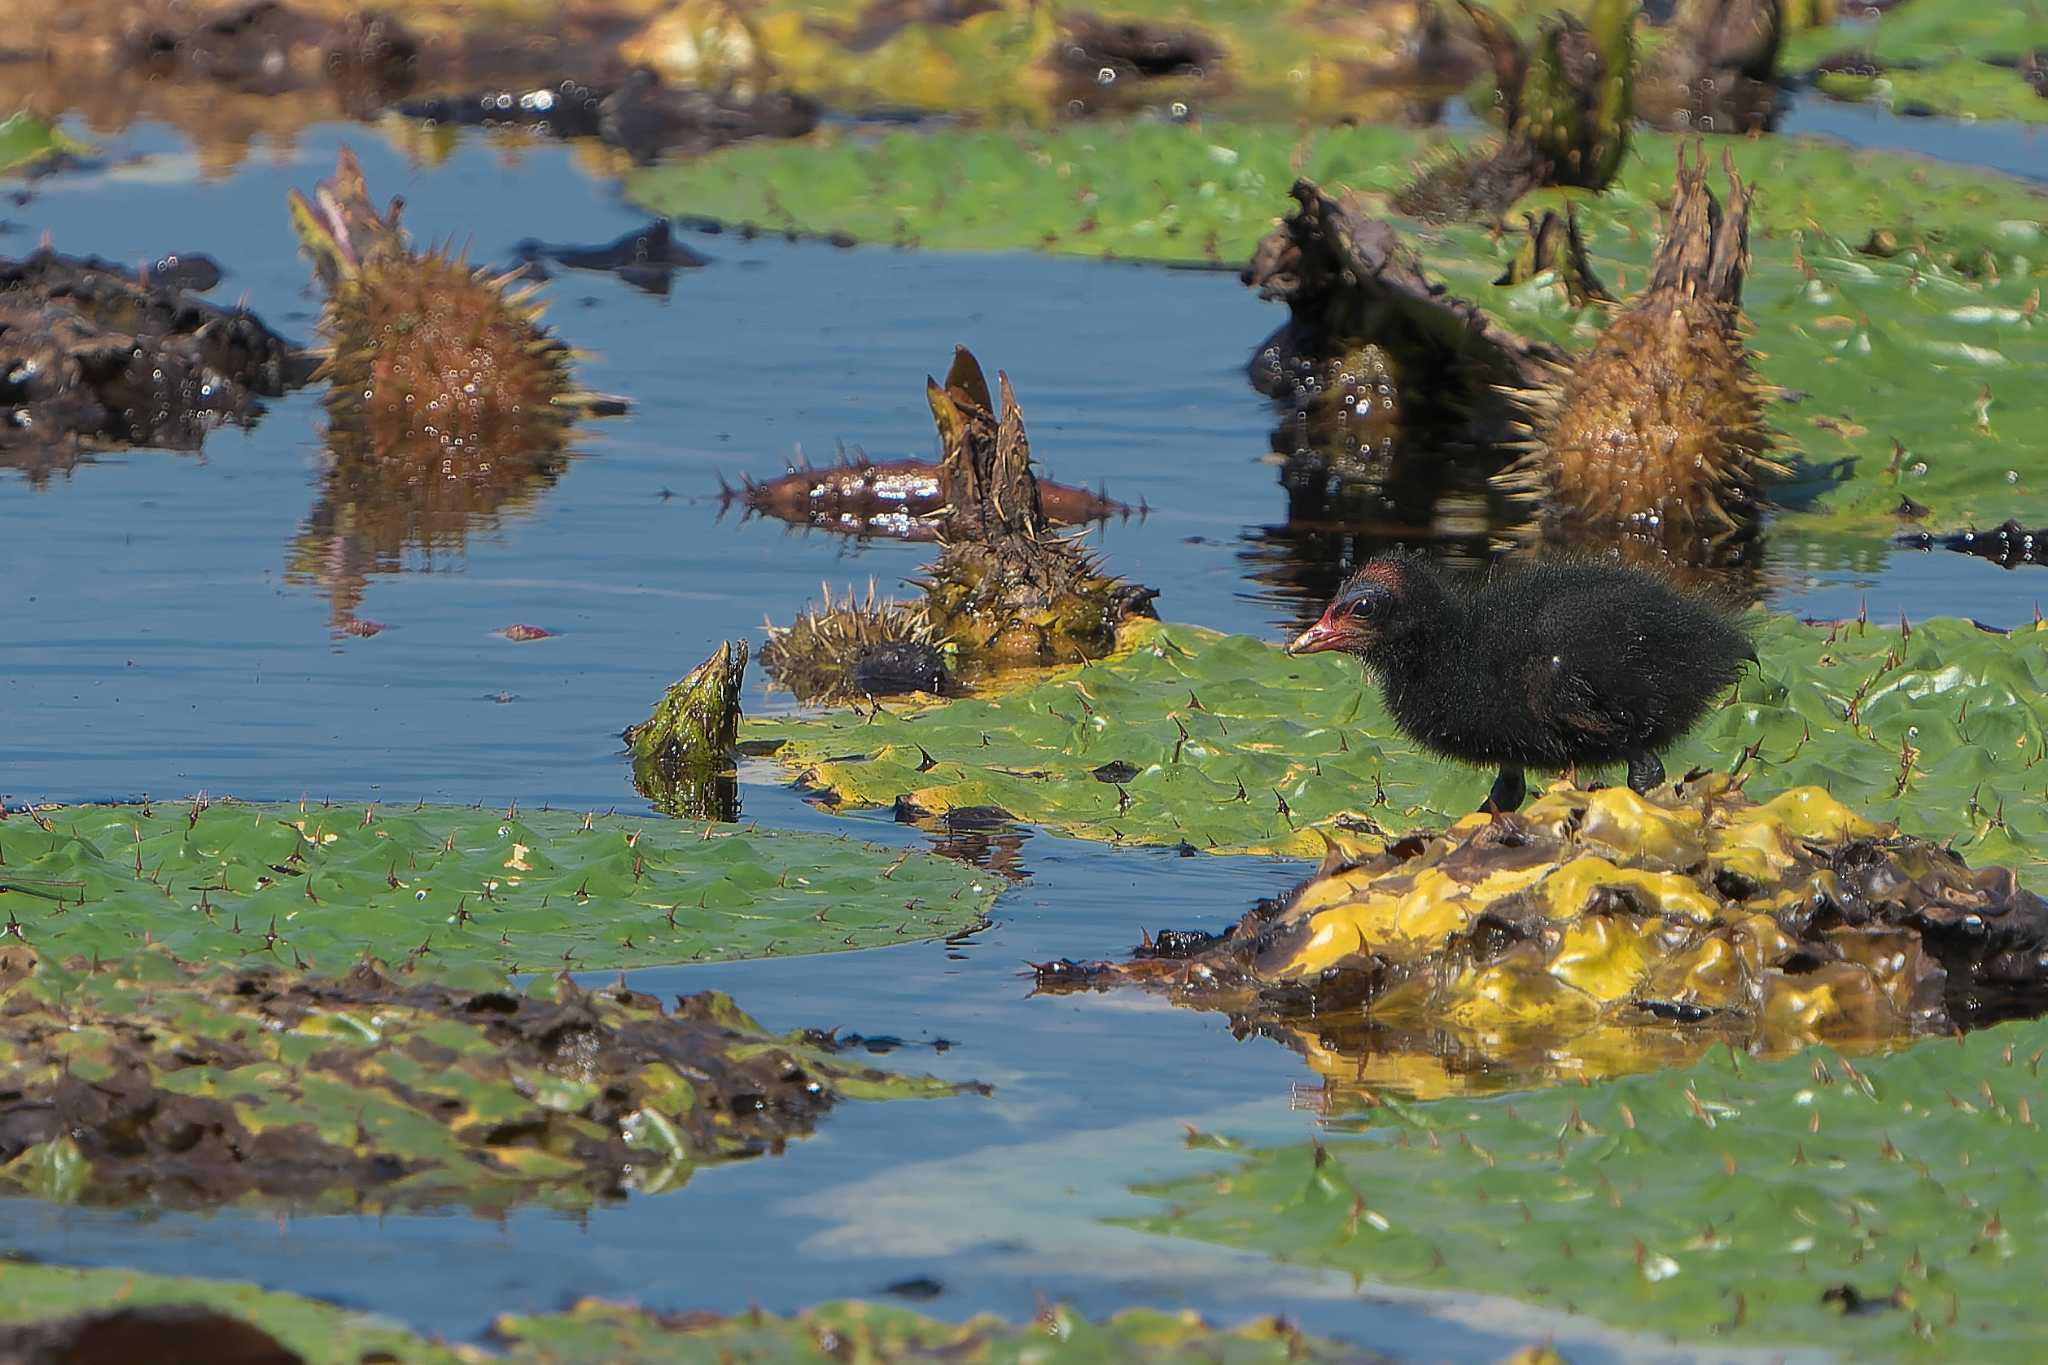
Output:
916,348,1156,668
1497,146,1783,565
760,582,948,702
287,147,616,464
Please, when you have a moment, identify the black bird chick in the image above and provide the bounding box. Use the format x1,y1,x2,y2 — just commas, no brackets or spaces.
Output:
1287,555,1753,812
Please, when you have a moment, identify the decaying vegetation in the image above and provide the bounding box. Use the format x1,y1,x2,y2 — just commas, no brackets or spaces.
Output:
0,943,969,1211
1037,775,2048,1081
0,246,313,484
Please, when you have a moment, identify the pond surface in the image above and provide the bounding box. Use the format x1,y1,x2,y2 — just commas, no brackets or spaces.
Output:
0,111,2027,1361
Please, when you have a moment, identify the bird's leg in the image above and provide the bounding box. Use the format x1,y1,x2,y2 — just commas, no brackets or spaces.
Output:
1626,750,1666,796
1481,766,1526,814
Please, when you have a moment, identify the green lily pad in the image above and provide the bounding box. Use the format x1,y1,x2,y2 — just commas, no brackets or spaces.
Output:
0,800,997,972
0,111,78,177
0,947,972,1213
1135,1014,2048,1361
748,614,2048,869
1784,5,2048,125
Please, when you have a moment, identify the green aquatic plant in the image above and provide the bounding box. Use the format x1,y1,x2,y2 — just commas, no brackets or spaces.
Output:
0,946,971,1213
0,797,997,971
625,639,747,820
1393,0,1635,221
1136,1012,2048,1361
492,1298,1398,1362
633,123,2048,536
747,613,2048,867
1782,3,2048,124
0,1265,446,1365
0,111,80,176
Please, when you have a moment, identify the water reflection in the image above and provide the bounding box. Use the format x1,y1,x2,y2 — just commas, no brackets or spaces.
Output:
286,430,577,632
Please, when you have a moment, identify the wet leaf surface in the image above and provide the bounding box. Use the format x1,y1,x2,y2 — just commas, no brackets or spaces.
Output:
0,800,997,971
1037,775,2048,1092
748,614,2048,866
1135,1011,2048,1361
0,947,973,1213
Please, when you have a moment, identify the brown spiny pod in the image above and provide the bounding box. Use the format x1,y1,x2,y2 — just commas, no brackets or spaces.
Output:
1498,146,1783,563
287,146,617,464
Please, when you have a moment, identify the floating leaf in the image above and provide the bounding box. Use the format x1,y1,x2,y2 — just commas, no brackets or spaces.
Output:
0,946,974,1213
748,615,2048,867
1135,1012,2048,1361
0,1265,446,1365
1783,5,2048,124
0,111,80,176
0,800,997,971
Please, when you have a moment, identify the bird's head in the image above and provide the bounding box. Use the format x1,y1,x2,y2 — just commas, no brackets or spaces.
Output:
1286,555,1439,660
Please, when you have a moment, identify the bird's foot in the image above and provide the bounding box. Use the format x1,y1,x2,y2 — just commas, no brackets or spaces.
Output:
1626,751,1666,796
1479,766,1526,815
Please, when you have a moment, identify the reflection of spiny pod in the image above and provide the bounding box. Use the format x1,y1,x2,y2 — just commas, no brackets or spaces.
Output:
1896,520,2048,570
1496,145,1784,566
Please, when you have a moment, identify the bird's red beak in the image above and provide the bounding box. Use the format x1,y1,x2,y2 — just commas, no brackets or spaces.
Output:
1285,615,1349,656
